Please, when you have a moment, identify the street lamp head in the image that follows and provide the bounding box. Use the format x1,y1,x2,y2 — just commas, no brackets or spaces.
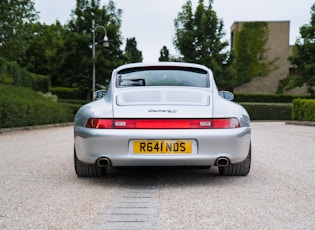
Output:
102,35,109,47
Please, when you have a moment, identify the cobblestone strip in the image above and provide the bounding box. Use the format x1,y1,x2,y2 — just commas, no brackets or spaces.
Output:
93,186,159,230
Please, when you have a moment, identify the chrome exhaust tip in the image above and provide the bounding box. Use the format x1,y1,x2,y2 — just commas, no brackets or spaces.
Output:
97,157,111,167
216,157,230,167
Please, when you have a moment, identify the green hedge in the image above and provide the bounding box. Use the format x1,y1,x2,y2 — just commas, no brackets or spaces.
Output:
292,99,315,121
0,85,72,128
0,57,50,92
59,102,83,118
235,93,314,103
58,99,89,104
50,87,81,99
240,103,292,120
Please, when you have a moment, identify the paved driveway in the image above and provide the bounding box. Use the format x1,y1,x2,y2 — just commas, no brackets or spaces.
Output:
0,122,314,229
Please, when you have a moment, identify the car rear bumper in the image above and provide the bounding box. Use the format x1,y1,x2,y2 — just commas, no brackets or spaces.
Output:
74,126,251,166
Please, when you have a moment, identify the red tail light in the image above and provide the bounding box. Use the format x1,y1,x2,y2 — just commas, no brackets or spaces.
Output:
85,118,113,129
85,118,240,129
212,118,240,129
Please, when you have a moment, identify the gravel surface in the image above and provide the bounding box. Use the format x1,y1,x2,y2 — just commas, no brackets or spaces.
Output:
0,122,314,229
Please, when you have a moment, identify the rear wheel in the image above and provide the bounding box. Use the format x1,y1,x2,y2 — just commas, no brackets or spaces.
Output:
74,149,106,177
219,146,251,176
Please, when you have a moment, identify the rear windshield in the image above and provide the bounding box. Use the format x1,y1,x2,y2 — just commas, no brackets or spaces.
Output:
117,67,209,88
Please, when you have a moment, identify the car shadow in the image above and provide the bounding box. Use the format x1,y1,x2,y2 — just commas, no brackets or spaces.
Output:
76,166,249,189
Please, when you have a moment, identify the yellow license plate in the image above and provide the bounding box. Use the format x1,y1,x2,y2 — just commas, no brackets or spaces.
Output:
133,140,192,154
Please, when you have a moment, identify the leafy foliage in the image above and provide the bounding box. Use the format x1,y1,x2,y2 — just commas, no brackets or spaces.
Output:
0,57,50,92
234,93,314,103
124,37,143,63
0,0,39,61
288,3,315,95
50,87,82,100
292,99,315,121
159,46,182,62
277,73,306,94
2,0,134,100
0,84,71,128
173,0,233,88
240,103,292,120
231,22,275,85
53,0,125,98
18,22,66,77
159,46,170,61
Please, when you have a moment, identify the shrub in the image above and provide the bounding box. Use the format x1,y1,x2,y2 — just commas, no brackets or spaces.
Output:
50,87,81,99
240,103,292,120
59,102,83,118
0,57,50,92
0,85,72,128
234,93,314,103
38,92,58,102
292,99,315,121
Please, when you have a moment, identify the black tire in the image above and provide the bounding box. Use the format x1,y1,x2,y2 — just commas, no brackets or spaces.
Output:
74,149,106,177
219,146,251,176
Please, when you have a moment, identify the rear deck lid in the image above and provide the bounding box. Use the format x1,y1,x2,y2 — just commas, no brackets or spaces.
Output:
113,88,213,118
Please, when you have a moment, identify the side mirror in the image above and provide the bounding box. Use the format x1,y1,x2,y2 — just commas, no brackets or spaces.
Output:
93,89,107,100
219,91,234,101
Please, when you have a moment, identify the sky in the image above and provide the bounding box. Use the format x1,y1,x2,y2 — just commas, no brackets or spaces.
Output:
34,0,313,62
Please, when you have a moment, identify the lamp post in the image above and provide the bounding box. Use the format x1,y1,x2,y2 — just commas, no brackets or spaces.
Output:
92,25,109,97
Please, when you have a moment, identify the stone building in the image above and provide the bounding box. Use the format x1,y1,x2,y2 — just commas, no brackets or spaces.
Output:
230,21,306,94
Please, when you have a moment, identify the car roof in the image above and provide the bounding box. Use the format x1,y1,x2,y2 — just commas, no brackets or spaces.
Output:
114,62,211,73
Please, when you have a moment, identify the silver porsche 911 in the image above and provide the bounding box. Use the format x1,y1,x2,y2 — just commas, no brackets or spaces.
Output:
74,62,251,177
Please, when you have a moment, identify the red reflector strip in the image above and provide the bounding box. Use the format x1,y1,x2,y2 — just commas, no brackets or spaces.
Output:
85,118,240,129
133,119,191,129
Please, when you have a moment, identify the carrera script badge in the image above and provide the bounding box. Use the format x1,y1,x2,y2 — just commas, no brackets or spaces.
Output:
148,109,177,113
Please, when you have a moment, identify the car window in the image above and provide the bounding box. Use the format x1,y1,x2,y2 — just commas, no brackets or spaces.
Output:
117,67,209,88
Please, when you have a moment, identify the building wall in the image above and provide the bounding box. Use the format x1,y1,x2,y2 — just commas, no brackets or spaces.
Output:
230,21,307,94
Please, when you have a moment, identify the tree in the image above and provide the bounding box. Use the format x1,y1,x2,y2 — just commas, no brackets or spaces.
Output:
0,0,39,61
124,37,143,63
287,3,315,95
159,46,182,62
52,0,125,98
51,30,91,88
173,0,233,88
159,46,170,61
231,22,275,86
18,21,66,76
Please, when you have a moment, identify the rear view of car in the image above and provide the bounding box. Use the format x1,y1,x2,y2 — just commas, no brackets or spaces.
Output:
74,62,251,177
